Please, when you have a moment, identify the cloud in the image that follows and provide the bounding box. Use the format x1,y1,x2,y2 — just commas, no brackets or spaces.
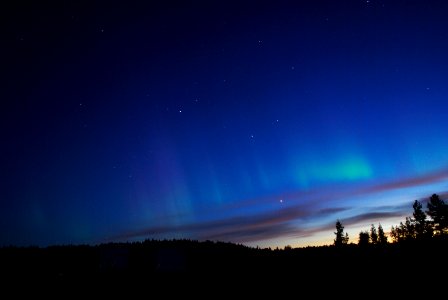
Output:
111,204,349,244
316,207,350,216
109,168,448,246
109,204,406,245
227,167,448,210
198,222,299,243
342,211,405,226
289,209,406,239
359,167,448,196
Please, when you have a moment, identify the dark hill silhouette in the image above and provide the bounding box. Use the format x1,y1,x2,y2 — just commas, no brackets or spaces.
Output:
1,194,448,290
2,237,448,284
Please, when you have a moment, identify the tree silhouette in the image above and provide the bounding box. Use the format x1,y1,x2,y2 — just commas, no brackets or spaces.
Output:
426,194,448,235
387,194,448,243
378,223,388,245
412,200,432,239
390,217,415,242
390,225,400,243
334,220,348,247
370,224,378,245
358,231,370,247
405,217,415,240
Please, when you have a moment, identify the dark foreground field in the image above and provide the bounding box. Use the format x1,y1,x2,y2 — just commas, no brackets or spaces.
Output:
2,238,447,287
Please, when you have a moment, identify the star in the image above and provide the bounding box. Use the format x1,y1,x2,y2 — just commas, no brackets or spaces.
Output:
279,199,283,203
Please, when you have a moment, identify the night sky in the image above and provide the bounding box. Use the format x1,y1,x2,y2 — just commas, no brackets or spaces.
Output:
2,0,448,248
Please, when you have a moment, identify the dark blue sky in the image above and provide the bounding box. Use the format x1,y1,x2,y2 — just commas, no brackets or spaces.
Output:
2,0,448,247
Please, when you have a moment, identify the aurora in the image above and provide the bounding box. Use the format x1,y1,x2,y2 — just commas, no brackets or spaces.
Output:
2,0,448,248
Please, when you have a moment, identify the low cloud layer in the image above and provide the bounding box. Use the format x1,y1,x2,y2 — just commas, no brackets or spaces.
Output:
110,168,448,246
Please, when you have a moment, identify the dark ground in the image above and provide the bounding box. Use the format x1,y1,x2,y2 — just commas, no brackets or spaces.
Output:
2,238,447,288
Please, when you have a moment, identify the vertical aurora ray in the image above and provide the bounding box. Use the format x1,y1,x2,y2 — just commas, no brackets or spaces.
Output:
143,141,196,226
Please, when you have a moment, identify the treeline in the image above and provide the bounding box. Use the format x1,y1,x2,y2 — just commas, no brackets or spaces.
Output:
0,193,447,282
335,193,448,246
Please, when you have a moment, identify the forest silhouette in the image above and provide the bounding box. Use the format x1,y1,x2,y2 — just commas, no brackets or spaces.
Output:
1,193,447,284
